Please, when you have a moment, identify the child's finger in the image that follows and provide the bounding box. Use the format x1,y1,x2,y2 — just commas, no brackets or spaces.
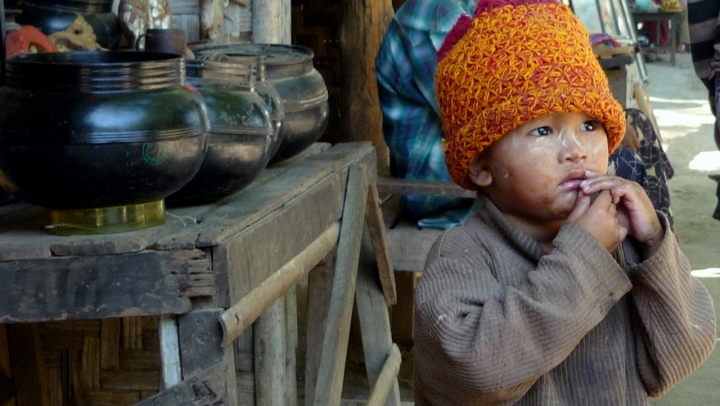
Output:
568,190,590,221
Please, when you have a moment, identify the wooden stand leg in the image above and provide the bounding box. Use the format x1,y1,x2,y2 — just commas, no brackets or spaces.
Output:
355,229,401,406
305,253,335,406
254,299,286,406
313,164,368,406
390,272,417,347
159,316,182,389
285,287,298,406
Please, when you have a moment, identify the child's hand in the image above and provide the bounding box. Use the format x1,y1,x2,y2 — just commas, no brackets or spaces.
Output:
579,170,664,256
568,190,627,252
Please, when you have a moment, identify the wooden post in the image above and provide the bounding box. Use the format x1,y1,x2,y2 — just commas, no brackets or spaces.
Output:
340,0,394,175
252,0,291,44
254,300,286,406
313,164,369,406
159,316,182,389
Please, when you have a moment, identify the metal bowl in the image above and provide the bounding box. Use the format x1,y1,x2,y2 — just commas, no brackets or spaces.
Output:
0,52,209,226
167,59,277,206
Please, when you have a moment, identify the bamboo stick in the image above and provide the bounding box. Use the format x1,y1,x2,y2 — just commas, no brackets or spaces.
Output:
367,344,402,406
220,223,340,347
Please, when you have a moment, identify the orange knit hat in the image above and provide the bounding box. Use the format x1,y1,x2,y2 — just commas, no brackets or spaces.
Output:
436,0,626,190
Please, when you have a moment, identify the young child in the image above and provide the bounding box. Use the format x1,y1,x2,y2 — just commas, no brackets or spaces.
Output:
413,0,717,404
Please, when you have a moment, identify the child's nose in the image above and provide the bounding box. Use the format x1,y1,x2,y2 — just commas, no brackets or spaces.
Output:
558,132,587,163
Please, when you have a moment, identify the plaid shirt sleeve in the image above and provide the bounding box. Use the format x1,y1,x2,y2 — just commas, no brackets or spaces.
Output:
376,0,476,179
376,0,477,219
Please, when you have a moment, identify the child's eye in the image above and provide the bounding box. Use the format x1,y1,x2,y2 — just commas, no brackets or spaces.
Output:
581,120,602,132
529,126,552,137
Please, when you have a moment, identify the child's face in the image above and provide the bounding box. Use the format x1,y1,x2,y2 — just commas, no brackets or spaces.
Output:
468,112,609,224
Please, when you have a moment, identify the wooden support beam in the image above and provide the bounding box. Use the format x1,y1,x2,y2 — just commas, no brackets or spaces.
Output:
159,316,182,389
365,182,397,305
313,164,368,406
254,299,285,406
340,0,394,173
367,344,401,406
377,177,476,199
355,230,401,406
219,223,340,346
0,249,215,323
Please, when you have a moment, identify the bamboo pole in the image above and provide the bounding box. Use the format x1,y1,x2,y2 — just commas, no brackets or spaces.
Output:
219,222,340,347
366,344,401,406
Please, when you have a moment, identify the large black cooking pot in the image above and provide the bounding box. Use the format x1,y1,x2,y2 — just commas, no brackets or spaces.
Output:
166,59,278,206
0,51,210,233
190,43,329,163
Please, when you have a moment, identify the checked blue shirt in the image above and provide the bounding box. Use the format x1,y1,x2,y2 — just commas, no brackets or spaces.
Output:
376,0,477,225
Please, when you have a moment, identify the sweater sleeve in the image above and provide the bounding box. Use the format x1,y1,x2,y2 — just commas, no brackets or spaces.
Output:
414,222,633,404
627,213,717,397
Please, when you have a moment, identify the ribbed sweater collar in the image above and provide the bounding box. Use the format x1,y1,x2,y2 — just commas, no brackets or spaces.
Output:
465,194,552,263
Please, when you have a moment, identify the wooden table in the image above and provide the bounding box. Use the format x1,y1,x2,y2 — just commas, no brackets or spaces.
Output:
0,142,400,406
632,10,682,66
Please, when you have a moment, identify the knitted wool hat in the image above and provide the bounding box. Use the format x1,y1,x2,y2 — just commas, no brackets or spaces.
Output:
436,0,626,190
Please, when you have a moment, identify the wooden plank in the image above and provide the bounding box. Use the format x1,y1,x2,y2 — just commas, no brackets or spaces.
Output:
135,361,229,406
285,286,299,406
391,272,418,347
377,177,476,198
0,202,214,260
304,254,334,406
5,324,47,406
355,234,401,406
365,182,396,305
313,164,368,406
198,143,374,248
156,143,367,251
0,250,208,323
217,169,347,310
254,299,286,406
220,223,339,346
386,226,442,272
270,142,332,168
177,309,225,378
159,316,181,389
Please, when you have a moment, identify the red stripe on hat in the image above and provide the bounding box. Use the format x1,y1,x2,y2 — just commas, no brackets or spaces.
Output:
475,0,560,16
437,13,473,62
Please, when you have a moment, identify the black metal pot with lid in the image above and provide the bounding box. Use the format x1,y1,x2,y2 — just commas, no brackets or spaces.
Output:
0,51,210,234
166,58,278,206
190,43,329,163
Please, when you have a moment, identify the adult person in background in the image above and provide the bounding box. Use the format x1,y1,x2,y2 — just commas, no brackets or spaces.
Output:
687,0,720,220
688,0,720,150
375,0,478,229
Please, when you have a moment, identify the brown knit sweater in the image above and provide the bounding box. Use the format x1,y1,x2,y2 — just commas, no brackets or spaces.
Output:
414,195,716,405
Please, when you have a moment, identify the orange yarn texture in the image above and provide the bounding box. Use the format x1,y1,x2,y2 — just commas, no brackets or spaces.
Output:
436,2,626,190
